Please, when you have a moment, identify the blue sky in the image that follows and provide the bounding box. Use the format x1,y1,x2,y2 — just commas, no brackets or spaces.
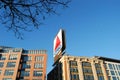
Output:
0,0,120,73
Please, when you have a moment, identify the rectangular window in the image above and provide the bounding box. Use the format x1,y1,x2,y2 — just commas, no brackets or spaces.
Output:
98,76,104,80
33,70,43,76
108,76,111,80
0,55,6,60
13,49,21,52
108,64,113,69
118,65,120,70
71,74,79,80
111,71,115,75
7,62,16,67
112,77,117,80
113,64,116,70
0,62,4,68
83,68,93,73
22,63,31,69
35,56,44,61
95,63,101,68
116,65,119,70
34,63,43,69
4,69,14,76
70,67,78,73
96,69,103,74
82,62,91,67
95,63,104,80
23,56,32,61
84,75,94,80
2,78,12,80
9,54,18,60
118,71,120,76
69,61,77,66
21,71,30,77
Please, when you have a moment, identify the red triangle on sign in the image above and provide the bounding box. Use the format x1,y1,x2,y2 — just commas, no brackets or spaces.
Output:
54,36,61,51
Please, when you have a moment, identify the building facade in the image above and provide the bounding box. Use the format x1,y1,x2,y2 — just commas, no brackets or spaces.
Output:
47,55,120,80
0,46,47,80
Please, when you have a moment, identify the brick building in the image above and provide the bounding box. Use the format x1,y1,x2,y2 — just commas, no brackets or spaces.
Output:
0,46,47,80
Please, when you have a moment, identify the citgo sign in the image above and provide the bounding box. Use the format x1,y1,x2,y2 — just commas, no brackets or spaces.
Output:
53,29,66,62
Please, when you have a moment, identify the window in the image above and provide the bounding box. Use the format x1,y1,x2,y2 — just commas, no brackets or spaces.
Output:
108,76,111,80
33,70,43,76
115,71,117,76
7,62,16,67
4,69,14,76
22,50,29,54
83,68,93,73
34,63,43,69
71,74,79,80
118,65,120,70
22,63,31,69
2,78,12,80
23,56,32,61
9,54,18,60
0,62,4,68
84,75,94,80
95,63,101,68
13,49,21,52
82,62,91,67
117,77,119,80
96,69,103,74
112,77,117,80
111,71,115,75
21,71,30,77
70,67,78,73
118,71,120,76
0,55,6,60
113,64,116,70
69,61,77,66
35,56,44,61
108,64,113,69
116,65,119,70
1,50,9,53
95,63,104,80
98,76,104,80
82,62,94,80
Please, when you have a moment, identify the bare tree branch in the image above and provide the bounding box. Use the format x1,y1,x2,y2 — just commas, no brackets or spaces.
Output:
0,0,71,39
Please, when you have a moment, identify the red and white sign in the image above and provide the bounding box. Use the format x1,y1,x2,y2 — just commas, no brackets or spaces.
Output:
53,29,63,57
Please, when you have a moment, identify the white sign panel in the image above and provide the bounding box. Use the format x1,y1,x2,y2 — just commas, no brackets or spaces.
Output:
53,29,63,57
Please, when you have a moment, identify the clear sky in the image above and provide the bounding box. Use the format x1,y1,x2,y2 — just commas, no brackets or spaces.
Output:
0,0,120,73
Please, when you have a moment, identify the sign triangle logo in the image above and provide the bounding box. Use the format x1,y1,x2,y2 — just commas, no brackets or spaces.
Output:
55,36,61,51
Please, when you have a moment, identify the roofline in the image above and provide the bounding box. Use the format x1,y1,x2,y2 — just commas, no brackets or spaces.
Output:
96,56,120,63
